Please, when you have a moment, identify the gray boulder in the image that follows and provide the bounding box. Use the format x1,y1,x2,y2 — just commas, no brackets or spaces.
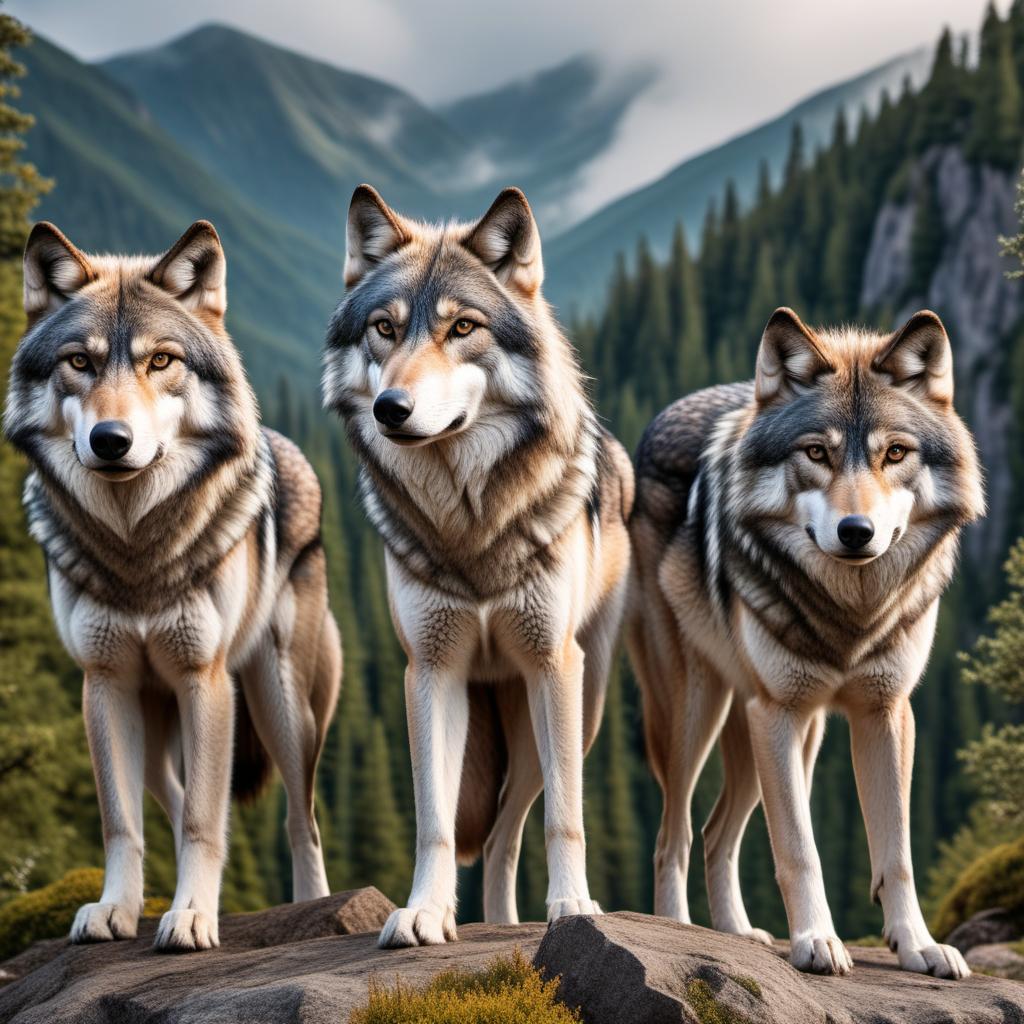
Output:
947,908,1022,955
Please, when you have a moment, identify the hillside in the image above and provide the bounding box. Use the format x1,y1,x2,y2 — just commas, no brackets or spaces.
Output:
103,28,660,243
17,35,338,383
543,47,932,315
102,24,469,246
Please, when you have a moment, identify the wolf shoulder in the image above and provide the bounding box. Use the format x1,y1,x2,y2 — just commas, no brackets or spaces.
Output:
633,381,753,531
260,427,324,565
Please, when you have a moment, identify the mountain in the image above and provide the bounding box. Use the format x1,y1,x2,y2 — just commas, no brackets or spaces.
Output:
103,28,659,243
102,24,471,248
439,54,658,233
17,35,339,384
542,47,933,315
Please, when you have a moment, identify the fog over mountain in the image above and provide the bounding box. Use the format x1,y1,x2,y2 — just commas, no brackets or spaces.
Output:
12,0,1002,227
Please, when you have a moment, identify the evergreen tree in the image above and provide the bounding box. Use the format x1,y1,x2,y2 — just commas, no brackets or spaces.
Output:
958,540,1024,829
966,4,1024,169
666,223,709,395
913,27,965,152
908,170,944,300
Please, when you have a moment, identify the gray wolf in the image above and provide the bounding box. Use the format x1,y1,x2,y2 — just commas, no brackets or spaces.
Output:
323,185,633,947
5,221,341,951
627,307,983,977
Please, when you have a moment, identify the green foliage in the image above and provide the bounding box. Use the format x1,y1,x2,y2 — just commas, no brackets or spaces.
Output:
349,949,579,1024
923,806,1017,918
1001,174,1024,279
0,868,169,959
958,539,1024,828
931,836,1024,939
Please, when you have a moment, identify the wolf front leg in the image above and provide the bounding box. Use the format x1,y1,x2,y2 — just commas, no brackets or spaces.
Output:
849,694,969,979
525,639,601,922
378,663,469,948
71,672,146,943
154,660,234,951
747,695,852,975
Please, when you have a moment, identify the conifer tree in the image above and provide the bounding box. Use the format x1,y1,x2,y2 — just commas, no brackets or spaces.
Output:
966,4,1023,169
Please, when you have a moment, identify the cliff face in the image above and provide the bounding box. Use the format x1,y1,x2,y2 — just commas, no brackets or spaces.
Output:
861,146,1023,564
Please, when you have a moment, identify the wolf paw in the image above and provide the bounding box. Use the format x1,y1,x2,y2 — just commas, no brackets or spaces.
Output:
154,908,219,952
378,905,457,948
547,898,603,923
790,932,853,975
899,943,970,980
742,927,775,946
70,901,139,943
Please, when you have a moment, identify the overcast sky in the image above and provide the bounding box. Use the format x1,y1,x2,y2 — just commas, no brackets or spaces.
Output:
10,0,1002,216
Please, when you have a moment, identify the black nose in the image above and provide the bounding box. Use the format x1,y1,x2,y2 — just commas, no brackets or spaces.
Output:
373,389,414,429
837,514,874,551
89,420,133,461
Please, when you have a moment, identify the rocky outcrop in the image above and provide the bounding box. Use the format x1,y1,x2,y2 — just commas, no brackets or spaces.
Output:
860,145,1023,565
2,899,1023,1024
948,908,1023,954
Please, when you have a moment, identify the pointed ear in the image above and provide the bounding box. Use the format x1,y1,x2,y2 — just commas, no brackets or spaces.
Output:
873,310,953,405
464,187,543,297
23,222,97,325
344,184,408,288
755,307,832,404
148,220,226,318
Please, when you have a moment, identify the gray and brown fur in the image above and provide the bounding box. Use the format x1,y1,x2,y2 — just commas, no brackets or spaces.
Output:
323,185,633,946
5,221,341,951
628,307,983,978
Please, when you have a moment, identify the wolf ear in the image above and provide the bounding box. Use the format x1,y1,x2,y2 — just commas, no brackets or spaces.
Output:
755,307,832,404
344,184,408,288
873,310,953,406
23,222,97,325
464,187,543,297
149,221,226,319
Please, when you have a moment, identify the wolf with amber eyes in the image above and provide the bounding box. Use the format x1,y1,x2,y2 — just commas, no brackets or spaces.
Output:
4,221,341,951
628,307,984,978
323,185,633,948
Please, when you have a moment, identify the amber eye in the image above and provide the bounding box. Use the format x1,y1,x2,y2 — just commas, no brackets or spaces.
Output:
375,319,394,337
68,353,90,371
805,444,828,463
150,352,173,371
886,444,907,463
452,319,476,337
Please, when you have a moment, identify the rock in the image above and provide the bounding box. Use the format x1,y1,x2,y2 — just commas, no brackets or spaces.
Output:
948,908,1023,955
2,907,1023,1024
534,912,1024,1024
967,943,1024,982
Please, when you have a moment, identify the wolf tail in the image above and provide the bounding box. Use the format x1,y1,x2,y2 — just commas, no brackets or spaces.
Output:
455,683,506,863
232,683,273,803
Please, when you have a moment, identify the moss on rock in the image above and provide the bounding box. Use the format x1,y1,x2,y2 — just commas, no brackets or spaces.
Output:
932,836,1024,939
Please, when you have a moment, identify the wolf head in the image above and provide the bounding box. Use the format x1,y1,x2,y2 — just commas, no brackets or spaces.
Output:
738,307,984,567
5,221,258,499
323,185,576,455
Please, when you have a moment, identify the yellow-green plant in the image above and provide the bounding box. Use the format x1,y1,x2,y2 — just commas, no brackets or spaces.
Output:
0,868,168,960
931,836,1024,939
349,949,579,1024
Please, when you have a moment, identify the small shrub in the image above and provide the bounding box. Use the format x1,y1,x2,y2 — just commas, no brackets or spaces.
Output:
349,948,579,1024
0,868,169,960
931,836,1024,939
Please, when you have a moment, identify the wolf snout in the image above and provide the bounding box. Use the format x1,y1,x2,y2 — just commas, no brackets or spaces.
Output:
373,388,414,429
837,514,874,551
89,420,133,461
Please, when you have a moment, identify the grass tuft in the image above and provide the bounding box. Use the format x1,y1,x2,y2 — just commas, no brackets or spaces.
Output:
349,948,579,1024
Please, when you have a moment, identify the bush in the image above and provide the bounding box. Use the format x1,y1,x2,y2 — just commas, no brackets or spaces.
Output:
0,867,169,960
931,836,1024,939
349,949,579,1024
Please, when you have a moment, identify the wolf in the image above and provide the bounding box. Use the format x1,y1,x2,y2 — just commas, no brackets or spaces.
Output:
628,307,984,978
4,221,341,951
323,185,633,947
